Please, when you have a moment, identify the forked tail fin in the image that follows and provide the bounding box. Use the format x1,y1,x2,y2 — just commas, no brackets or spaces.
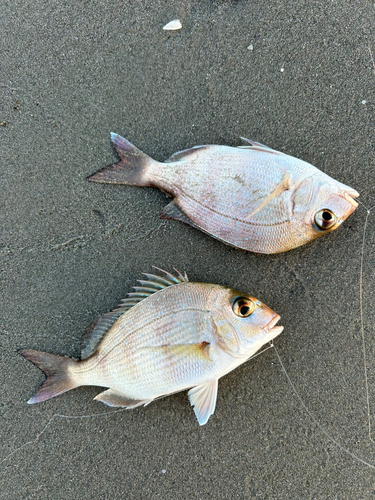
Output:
87,133,153,186
19,349,79,404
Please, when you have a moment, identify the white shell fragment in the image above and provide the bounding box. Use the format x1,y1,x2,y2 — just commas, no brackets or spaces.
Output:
163,19,182,31
247,44,254,51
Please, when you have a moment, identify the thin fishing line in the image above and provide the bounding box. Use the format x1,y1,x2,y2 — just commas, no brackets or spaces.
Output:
368,44,375,75
248,342,275,361
1,342,276,467
273,344,375,470
0,407,128,465
357,199,375,442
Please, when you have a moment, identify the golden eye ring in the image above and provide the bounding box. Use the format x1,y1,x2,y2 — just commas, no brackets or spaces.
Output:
232,297,256,318
314,209,337,231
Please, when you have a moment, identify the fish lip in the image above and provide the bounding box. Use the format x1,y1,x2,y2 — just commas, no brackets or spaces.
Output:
343,192,359,209
265,314,283,334
268,325,284,336
344,186,360,198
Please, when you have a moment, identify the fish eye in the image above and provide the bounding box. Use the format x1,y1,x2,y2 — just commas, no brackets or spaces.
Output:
314,209,337,230
232,297,256,318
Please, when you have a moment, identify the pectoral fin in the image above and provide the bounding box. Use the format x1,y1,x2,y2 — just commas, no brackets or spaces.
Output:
188,380,218,425
144,342,211,361
245,172,293,220
94,389,152,408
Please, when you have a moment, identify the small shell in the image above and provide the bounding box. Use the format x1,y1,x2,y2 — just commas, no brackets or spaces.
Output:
163,19,182,31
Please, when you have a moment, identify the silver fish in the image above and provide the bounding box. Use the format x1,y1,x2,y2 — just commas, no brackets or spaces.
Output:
88,133,359,254
20,269,283,425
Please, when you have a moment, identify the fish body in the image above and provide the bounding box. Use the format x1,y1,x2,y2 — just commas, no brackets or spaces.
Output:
20,269,283,425
88,134,359,254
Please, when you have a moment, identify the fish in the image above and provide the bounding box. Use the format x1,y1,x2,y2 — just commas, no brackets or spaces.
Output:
88,134,359,254
19,269,283,425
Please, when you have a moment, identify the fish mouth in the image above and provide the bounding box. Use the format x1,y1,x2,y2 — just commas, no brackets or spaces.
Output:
265,315,284,337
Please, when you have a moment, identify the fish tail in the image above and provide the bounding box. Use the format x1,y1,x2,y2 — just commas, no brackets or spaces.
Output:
19,349,79,404
87,133,153,186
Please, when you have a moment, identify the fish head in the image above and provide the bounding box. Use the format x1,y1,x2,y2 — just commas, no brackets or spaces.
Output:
208,287,283,357
292,176,359,244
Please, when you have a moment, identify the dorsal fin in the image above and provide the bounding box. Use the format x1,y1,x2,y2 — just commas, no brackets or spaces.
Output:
165,145,208,163
80,268,189,360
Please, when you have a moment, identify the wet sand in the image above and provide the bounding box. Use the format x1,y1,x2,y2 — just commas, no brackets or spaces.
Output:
1,1,375,498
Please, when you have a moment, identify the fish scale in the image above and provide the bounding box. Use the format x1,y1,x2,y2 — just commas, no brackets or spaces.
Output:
20,269,284,425
88,134,359,254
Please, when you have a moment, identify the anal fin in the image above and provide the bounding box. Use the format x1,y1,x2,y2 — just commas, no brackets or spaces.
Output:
94,389,152,409
188,380,218,426
160,200,202,232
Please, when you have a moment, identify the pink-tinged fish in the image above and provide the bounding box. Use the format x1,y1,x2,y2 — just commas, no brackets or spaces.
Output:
20,269,283,425
88,134,359,254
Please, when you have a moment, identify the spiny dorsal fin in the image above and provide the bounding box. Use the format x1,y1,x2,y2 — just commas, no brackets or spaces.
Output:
80,268,189,360
237,137,282,155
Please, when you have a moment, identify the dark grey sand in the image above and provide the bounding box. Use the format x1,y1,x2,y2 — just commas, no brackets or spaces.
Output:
2,1,375,498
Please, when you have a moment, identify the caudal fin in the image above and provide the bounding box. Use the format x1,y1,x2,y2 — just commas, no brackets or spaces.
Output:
87,133,152,186
19,349,79,404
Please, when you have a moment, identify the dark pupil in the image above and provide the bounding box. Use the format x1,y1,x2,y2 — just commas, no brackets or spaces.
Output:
322,211,332,221
240,305,250,316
